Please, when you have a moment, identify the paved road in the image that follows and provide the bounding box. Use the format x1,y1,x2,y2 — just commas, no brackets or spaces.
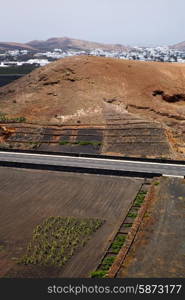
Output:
0,151,185,177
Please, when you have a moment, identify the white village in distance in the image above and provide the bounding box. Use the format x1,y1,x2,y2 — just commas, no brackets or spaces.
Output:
1,45,185,68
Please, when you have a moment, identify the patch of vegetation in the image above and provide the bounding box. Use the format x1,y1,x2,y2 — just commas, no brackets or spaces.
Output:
17,217,104,267
59,141,69,145
59,140,102,146
0,143,10,149
29,141,40,148
127,212,138,218
154,181,160,186
101,256,116,271
0,113,26,123
91,236,126,277
90,270,107,278
134,191,147,207
76,141,102,146
111,235,126,254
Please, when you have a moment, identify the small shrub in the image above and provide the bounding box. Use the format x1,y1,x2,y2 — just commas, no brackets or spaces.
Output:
154,181,160,186
59,140,102,146
134,191,147,207
101,256,115,271
17,116,26,122
153,90,164,97
124,223,132,228
111,235,126,254
127,212,138,218
59,141,69,145
18,217,104,268
0,114,26,123
0,143,9,149
90,270,107,278
78,141,101,146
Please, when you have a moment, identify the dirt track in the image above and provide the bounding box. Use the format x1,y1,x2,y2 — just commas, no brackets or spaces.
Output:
0,167,143,277
118,177,185,278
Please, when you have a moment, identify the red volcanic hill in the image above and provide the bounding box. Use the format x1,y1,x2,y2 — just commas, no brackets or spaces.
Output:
0,37,128,51
0,55,185,124
0,56,185,159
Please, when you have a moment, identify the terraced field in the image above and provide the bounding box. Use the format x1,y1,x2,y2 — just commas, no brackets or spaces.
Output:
1,56,185,159
0,105,174,159
0,167,143,278
102,106,171,157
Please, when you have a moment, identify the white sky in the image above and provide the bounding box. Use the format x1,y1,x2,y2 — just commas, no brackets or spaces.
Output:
1,0,185,46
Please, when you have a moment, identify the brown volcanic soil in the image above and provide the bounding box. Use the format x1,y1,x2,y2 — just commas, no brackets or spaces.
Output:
0,167,143,278
117,177,185,278
0,56,185,124
0,56,185,158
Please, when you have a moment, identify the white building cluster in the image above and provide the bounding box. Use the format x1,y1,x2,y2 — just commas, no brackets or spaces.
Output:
0,46,185,68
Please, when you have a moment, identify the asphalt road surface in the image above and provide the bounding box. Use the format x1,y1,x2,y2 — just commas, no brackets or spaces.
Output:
0,151,185,177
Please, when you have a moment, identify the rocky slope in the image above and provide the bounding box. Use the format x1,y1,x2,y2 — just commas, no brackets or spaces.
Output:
0,56,185,159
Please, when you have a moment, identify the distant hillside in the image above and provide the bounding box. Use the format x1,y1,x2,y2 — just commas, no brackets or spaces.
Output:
27,37,128,51
171,41,185,51
0,42,36,51
0,37,128,52
2,38,185,52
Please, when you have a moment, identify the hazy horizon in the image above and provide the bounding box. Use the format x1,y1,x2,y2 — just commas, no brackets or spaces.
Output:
1,0,185,46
